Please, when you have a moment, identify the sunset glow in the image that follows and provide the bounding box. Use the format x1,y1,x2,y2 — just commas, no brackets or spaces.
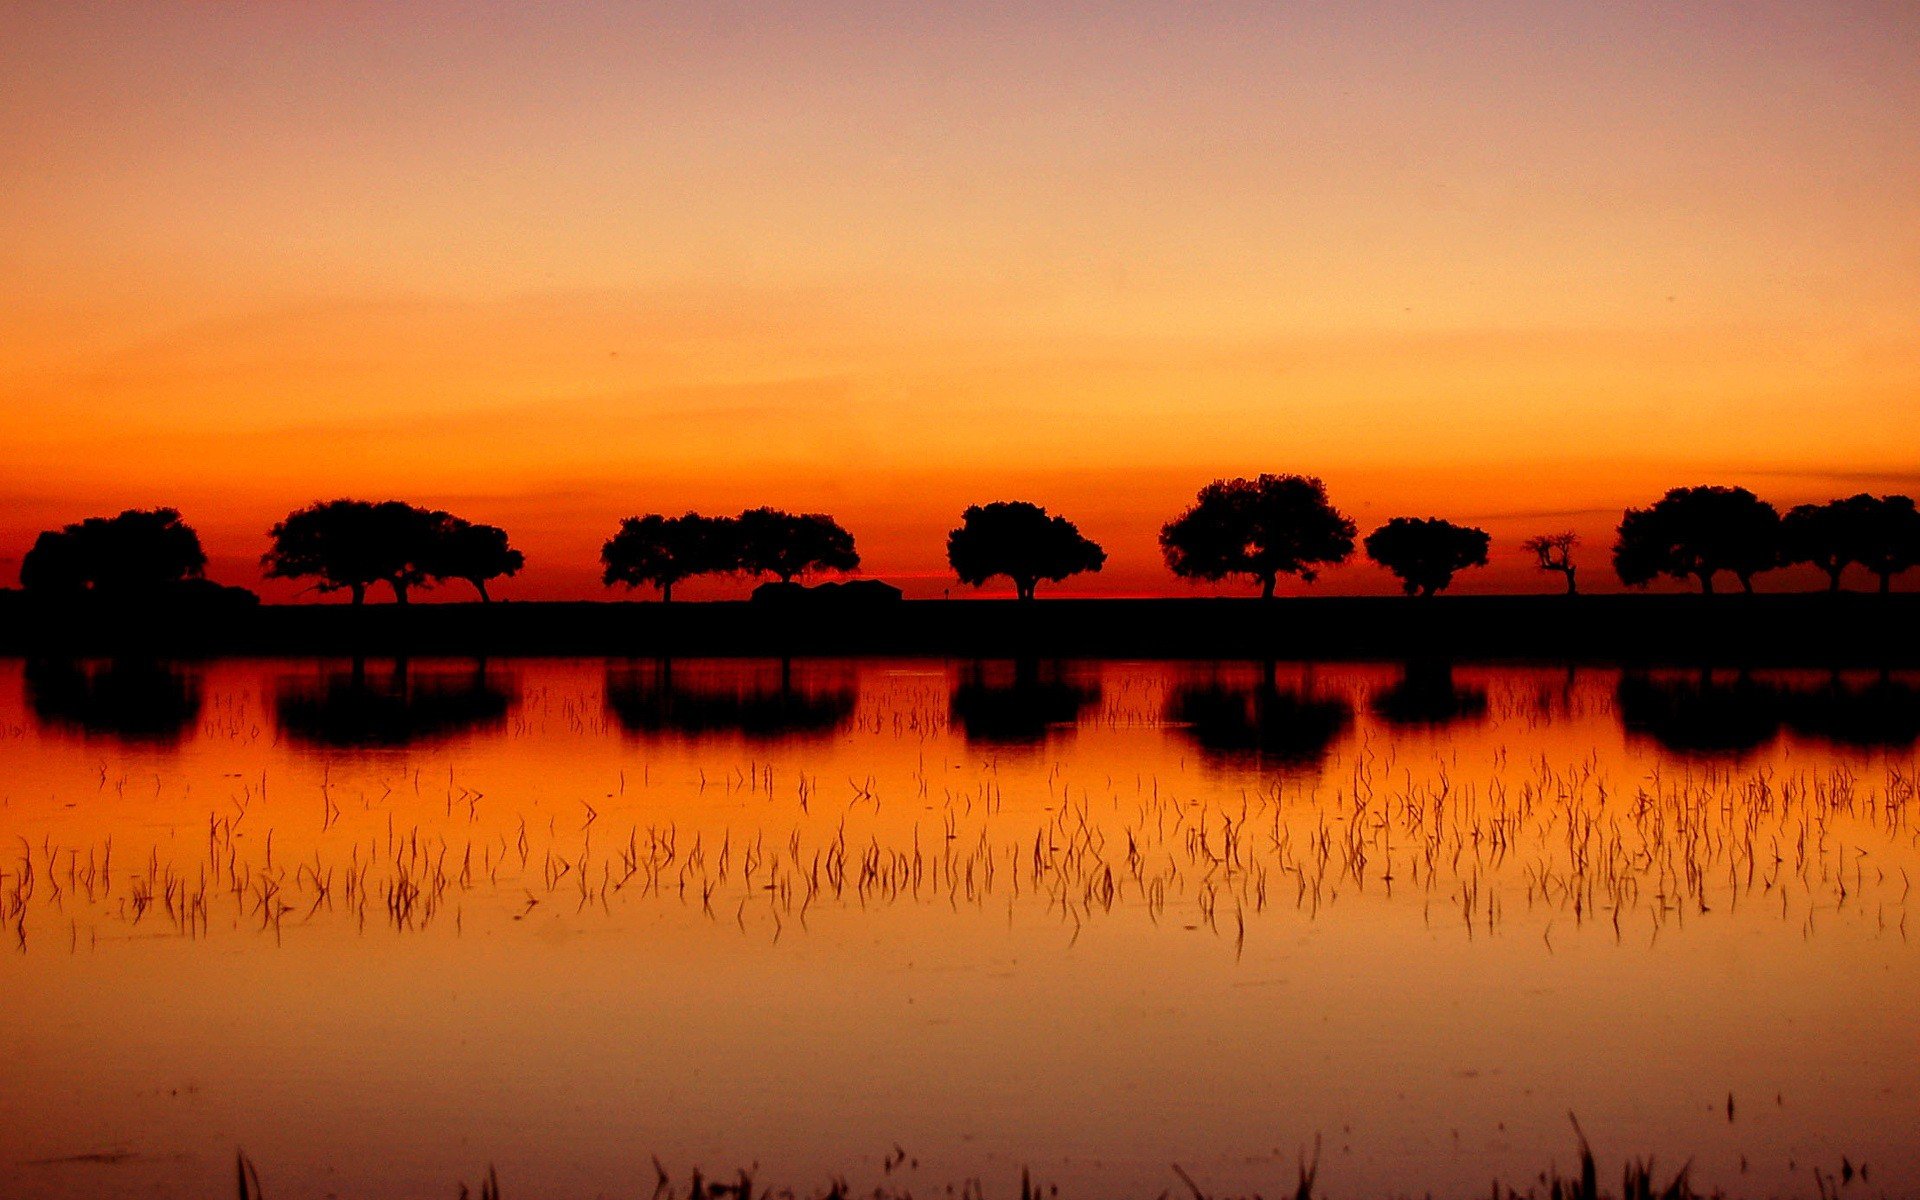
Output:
4,3,1917,597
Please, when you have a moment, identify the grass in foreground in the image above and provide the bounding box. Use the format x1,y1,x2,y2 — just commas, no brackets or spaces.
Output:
233,1120,1875,1200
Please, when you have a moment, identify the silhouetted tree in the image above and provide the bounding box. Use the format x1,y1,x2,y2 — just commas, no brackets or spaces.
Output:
426,515,523,602
1362,517,1490,597
946,502,1105,600
19,508,206,596
1612,486,1780,594
263,499,439,605
1849,493,1920,594
600,512,738,602
1522,532,1580,595
735,508,859,583
1779,498,1863,592
1160,474,1356,598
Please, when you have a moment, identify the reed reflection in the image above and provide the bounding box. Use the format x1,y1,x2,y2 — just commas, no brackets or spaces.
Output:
23,658,203,744
947,660,1100,747
603,659,857,742
1163,666,1353,772
274,658,516,748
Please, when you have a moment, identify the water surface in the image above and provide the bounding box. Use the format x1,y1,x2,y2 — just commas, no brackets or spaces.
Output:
2,658,1914,1198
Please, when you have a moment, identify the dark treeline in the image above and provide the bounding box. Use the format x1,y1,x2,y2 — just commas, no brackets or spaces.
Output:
7,478,1920,607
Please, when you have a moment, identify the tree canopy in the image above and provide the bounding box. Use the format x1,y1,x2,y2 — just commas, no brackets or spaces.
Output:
426,516,525,602
1363,517,1491,597
735,508,859,583
19,508,207,596
1613,486,1780,594
1848,493,1920,594
946,502,1105,600
264,500,520,604
1160,474,1356,598
600,512,737,602
263,500,440,605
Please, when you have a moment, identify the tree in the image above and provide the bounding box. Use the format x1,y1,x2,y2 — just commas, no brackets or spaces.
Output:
1612,486,1780,594
945,502,1105,600
1522,532,1580,595
1850,493,1920,594
19,508,206,595
426,515,524,602
734,508,859,583
1779,499,1862,592
263,499,438,605
601,512,738,601
1160,474,1356,599
1363,517,1491,597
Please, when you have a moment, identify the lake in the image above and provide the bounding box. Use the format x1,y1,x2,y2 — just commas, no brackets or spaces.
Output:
1,658,1914,1198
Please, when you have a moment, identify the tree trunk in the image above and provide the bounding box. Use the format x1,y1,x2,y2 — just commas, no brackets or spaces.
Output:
350,582,366,607
1880,571,1893,595
391,579,410,604
1697,571,1715,595
661,580,674,603
1739,573,1755,595
473,578,491,603
1259,574,1276,600
1563,568,1578,596
1827,566,1844,592
1015,577,1036,601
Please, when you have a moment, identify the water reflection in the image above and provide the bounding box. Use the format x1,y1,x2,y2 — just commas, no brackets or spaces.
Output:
604,659,857,742
23,658,202,743
1782,675,1920,749
1369,661,1489,728
275,659,516,748
1616,671,1781,757
947,660,1100,746
1164,669,1352,771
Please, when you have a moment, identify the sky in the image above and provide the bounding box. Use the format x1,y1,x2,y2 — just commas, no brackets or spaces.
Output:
2,1,1917,599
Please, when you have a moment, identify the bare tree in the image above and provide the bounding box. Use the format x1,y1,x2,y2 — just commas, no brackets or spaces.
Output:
1522,532,1580,595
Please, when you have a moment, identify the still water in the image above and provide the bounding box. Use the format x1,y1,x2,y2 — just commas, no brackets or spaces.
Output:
1,658,1914,1198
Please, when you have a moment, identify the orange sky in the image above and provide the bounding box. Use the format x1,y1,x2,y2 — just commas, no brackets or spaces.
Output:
2,2,1917,599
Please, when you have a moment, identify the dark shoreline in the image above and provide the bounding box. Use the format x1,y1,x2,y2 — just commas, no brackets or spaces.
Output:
2,593,1916,665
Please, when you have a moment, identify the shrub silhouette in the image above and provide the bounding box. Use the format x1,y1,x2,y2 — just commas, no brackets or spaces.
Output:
263,500,441,605
946,502,1105,600
426,515,524,602
19,508,206,597
1160,474,1356,598
601,512,738,602
1848,493,1920,594
1363,517,1490,597
1522,532,1580,595
735,508,859,584
1613,486,1780,594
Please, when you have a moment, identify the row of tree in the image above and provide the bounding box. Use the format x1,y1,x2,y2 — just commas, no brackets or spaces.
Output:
13,479,1920,602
